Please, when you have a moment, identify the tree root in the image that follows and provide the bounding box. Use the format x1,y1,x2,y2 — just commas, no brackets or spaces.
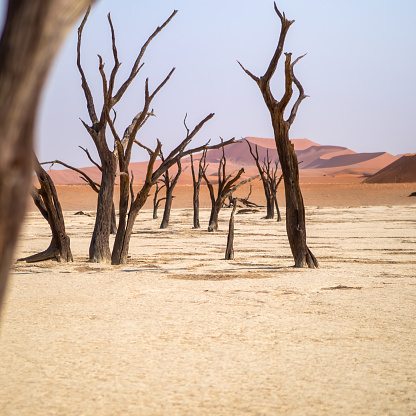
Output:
18,241,70,263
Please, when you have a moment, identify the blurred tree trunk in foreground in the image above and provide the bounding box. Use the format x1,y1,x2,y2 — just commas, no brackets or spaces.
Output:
0,0,93,312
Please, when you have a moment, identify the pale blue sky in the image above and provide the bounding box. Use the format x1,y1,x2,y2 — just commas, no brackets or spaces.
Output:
2,0,415,166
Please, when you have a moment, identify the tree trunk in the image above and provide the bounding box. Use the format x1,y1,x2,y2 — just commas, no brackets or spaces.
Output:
21,165,73,263
225,200,237,260
89,156,117,263
190,152,206,229
112,183,152,265
274,196,281,222
160,189,173,229
192,182,200,228
160,160,182,229
111,202,117,234
208,201,221,232
0,0,90,308
266,197,275,219
153,204,159,220
273,121,317,268
20,160,73,262
152,183,165,220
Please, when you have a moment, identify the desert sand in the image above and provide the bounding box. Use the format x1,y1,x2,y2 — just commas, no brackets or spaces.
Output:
25,181,416,213
1,184,415,415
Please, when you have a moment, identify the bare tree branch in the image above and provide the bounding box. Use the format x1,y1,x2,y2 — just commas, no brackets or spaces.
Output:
107,13,121,100
111,10,178,107
98,54,109,126
41,160,100,193
287,53,309,125
134,139,156,157
237,60,259,84
79,146,102,171
77,5,99,125
277,52,294,113
151,113,215,181
238,2,294,108
123,70,175,164
263,3,294,84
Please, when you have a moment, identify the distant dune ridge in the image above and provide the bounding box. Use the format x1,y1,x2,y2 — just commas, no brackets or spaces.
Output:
43,137,410,185
363,154,416,184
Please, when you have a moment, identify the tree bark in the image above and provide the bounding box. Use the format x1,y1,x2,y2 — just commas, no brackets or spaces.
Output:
111,203,117,234
0,0,91,309
208,199,222,232
266,198,275,219
89,152,117,263
160,160,182,229
159,193,173,229
192,187,200,228
273,120,317,267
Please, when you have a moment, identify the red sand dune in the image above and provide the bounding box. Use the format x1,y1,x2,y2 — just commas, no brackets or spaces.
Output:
363,154,416,183
43,137,403,185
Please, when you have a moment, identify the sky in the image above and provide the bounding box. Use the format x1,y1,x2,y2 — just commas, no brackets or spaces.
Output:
1,0,416,167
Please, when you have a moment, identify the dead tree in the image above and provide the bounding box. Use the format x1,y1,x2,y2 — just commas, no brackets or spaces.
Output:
20,157,73,262
247,141,275,219
234,185,261,209
0,0,91,309
238,3,318,268
152,182,166,219
267,164,284,222
111,115,236,265
77,6,177,263
246,141,283,221
202,146,245,232
190,150,208,229
225,175,259,207
160,159,183,229
225,199,238,260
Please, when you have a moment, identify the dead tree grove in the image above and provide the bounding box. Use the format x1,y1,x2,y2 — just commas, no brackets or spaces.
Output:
0,0,91,310
110,115,235,265
238,3,318,268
